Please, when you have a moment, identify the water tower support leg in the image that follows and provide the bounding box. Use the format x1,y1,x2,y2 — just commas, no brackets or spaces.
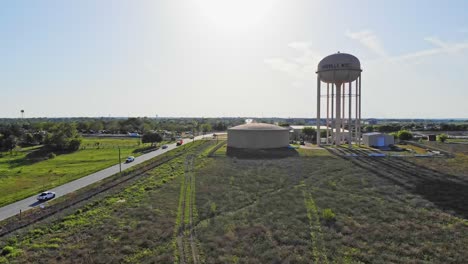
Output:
358,74,362,145
331,83,335,144
349,82,352,148
342,84,345,144
355,79,358,145
326,83,330,145
316,76,321,146
335,83,341,146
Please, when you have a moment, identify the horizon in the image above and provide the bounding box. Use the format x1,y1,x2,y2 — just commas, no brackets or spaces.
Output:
1,116,467,121
1,1,468,118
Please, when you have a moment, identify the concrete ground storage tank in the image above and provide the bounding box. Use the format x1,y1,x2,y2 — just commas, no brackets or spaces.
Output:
227,123,289,149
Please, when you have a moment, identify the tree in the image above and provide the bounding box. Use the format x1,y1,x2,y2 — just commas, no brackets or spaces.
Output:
437,133,448,143
397,130,413,141
389,132,398,140
33,133,45,144
212,122,227,131
201,123,212,134
142,133,163,146
141,123,153,134
3,135,18,153
302,127,316,141
45,123,82,151
89,120,104,133
23,133,35,146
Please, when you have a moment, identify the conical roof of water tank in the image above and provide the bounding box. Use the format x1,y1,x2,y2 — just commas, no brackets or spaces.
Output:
317,52,361,84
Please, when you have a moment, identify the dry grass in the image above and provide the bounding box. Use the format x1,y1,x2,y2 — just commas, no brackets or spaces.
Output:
193,152,468,263
1,141,468,263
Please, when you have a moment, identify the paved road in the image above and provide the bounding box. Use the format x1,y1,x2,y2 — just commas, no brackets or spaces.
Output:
0,134,217,222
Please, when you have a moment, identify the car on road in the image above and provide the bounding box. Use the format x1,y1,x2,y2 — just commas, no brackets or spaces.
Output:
162,145,168,149
176,139,183,146
125,156,135,163
37,191,55,201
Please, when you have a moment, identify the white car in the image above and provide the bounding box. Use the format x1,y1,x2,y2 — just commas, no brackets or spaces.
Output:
125,156,135,163
37,191,56,201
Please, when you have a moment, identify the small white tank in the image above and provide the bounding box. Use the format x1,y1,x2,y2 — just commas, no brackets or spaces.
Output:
316,52,361,83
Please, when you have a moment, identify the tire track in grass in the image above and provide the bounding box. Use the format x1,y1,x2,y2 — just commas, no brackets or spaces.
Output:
302,190,329,264
175,169,188,264
188,157,199,264
175,143,212,263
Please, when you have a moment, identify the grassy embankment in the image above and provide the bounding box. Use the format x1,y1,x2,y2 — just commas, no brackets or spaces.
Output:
0,137,158,207
1,141,467,263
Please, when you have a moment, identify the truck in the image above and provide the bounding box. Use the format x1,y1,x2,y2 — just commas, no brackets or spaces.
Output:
176,139,183,146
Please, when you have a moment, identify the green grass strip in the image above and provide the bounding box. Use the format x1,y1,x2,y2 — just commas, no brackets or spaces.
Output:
303,190,329,264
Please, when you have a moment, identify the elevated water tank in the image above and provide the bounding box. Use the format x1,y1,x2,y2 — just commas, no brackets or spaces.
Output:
317,52,361,83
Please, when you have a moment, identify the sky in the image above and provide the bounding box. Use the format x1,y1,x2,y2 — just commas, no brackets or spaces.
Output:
1,0,467,118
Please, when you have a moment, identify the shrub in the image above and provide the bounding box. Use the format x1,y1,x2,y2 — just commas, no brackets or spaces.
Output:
1,246,14,256
437,133,448,143
321,208,336,223
210,202,217,215
68,138,82,151
48,152,56,159
397,130,413,140
0,246,21,257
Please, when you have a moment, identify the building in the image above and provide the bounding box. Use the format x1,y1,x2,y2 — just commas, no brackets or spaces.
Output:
227,123,289,149
362,132,395,147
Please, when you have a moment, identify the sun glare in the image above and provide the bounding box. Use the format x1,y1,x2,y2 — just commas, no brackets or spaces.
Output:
194,0,277,32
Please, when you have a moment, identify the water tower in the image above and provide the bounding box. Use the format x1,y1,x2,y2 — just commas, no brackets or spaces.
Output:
316,52,362,147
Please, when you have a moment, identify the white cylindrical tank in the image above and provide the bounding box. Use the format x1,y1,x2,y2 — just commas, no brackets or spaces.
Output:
317,52,361,83
227,123,289,149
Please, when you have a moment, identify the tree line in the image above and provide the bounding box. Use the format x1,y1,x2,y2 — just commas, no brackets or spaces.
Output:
363,123,468,133
0,123,82,153
0,117,243,153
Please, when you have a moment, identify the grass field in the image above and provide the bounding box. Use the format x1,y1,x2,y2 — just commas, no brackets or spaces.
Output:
1,142,467,263
0,137,148,207
0,140,212,263
194,150,468,263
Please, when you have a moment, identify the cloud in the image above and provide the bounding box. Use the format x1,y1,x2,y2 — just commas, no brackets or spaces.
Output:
393,37,468,61
346,30,468,62
345,30,388,58
264,41,322,82
144,62,159,73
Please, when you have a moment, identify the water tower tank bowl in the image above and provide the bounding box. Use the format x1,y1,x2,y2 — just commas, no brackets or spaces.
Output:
317,53,361,83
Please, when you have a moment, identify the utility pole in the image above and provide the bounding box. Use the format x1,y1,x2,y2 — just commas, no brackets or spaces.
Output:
118,147,122,175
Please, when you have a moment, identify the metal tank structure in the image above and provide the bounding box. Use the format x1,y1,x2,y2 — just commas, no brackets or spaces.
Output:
316,52,362,147
227,123,290,149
